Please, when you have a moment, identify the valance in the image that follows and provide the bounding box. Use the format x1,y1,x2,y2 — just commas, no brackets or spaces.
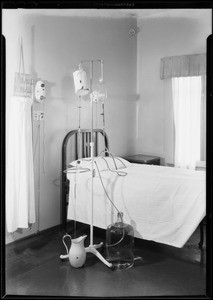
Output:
160,54,206,79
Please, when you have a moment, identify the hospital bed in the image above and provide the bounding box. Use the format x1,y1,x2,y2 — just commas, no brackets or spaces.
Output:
61,129,205,248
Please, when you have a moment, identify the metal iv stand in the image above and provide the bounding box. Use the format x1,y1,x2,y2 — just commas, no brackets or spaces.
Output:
79,60,113,269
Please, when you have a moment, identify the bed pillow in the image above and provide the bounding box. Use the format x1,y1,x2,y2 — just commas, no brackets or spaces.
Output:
69,156,132,172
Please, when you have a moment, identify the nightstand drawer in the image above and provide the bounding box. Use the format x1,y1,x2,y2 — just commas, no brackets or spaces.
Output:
124,154,160,165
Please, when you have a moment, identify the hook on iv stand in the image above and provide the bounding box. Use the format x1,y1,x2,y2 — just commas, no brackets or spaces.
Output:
79,59,104,84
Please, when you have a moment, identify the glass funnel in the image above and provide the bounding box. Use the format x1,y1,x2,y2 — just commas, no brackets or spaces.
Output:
90,81,107,103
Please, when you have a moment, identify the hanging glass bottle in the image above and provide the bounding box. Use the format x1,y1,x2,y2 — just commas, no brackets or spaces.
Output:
106,212,134,269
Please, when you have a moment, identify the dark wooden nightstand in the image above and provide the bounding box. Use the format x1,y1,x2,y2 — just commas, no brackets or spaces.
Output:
123,154,160,165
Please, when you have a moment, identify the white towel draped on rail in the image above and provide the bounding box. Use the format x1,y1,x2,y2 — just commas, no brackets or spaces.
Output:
6,96,35,233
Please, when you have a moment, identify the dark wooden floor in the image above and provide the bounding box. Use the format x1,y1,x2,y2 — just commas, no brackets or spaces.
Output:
5,222,206,297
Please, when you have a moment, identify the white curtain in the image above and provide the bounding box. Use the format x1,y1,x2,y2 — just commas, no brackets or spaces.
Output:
6,96,35,233
172,76,201,170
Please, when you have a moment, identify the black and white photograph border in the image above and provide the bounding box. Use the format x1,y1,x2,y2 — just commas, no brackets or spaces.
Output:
1,1,213,298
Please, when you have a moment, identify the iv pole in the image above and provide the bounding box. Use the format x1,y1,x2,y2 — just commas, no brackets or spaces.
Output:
77,59,113,268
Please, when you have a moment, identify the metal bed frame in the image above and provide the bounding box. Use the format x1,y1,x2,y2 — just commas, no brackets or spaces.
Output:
61,129,109,232
60,129,204,247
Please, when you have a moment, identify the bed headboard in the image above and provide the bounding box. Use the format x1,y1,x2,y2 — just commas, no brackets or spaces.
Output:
61,129,109,231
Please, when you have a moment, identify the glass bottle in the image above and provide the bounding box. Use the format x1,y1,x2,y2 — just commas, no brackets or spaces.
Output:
106,212,134,269
90,80,107,103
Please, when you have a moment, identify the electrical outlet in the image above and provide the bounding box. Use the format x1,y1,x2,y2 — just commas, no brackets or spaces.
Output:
40,112,45,120
34,111,45,121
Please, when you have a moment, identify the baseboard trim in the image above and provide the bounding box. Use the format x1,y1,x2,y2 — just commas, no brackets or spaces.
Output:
6,222,70,246
6,221,94,246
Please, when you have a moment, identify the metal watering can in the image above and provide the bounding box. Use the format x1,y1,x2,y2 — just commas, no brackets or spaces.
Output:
60,234,87,268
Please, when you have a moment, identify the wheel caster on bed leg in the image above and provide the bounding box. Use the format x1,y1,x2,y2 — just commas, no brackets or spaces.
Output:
198,221,204,248
198,241,203,248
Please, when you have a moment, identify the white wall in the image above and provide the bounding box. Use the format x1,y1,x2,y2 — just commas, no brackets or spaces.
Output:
3,10,137,243
137,9,212,164
5,8,210,244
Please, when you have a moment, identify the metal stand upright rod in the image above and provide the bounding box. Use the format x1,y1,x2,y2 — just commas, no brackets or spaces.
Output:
90,60,94,247
60,59,112,268
84,59,112,268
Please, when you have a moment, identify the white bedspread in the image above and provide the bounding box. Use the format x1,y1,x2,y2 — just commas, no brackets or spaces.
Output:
67,164,206,248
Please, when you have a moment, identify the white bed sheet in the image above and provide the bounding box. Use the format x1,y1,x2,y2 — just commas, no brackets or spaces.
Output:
67,164,206,248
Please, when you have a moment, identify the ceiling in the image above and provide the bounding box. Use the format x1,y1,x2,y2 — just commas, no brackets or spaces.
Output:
118,9,173,18
16,8,211,20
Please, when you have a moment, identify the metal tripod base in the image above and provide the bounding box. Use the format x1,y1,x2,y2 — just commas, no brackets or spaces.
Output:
85,242,113,268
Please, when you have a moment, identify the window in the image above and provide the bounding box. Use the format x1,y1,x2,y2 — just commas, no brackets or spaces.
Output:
172,75,206,169
160,53,206,169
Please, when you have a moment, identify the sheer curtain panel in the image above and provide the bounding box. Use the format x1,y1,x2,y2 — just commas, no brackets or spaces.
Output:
6,96,36,233
172,76,202,169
